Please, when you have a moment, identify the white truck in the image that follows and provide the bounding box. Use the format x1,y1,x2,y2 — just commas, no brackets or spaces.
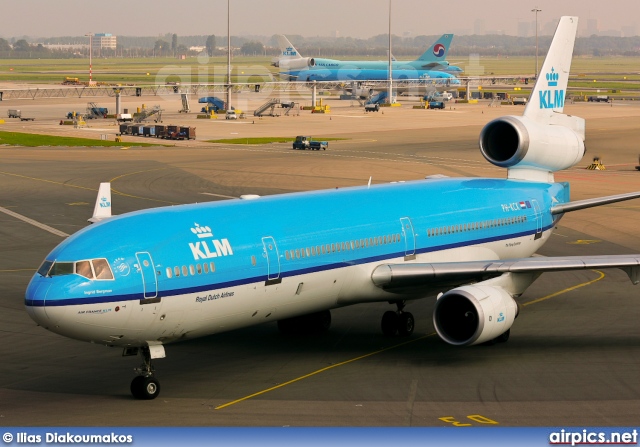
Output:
7,109,21,118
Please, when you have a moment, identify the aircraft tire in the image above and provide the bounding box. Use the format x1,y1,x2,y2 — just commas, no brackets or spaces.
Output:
483,329,510,346
312,310,331,332
496,329,510,343
397,312,415,337
131,376,161,400
381,311,399,336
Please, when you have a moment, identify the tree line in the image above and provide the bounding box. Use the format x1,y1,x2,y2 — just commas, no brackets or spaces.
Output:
1,34,639,59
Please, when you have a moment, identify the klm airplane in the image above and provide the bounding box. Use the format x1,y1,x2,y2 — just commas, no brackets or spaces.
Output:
26,17,640,400
273,34,463,81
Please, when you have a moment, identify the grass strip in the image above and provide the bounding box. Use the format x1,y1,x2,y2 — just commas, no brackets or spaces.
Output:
0,131,162,147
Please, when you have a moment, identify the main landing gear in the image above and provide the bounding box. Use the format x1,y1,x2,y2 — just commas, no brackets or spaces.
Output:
381,301,414,337
130,347,161,400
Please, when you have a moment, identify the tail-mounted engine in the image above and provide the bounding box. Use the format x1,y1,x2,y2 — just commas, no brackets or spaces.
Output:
479,115,585,178
433,284,518,346
272,57,315,70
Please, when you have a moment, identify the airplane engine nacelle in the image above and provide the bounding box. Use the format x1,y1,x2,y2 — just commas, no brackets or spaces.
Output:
433,284,518,346
273,57,315,70
479,115,585,172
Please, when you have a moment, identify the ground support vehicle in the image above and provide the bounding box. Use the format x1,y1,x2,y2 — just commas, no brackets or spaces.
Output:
293,136,328,150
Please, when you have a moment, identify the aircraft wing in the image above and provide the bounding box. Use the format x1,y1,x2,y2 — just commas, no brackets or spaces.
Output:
371,255,640,291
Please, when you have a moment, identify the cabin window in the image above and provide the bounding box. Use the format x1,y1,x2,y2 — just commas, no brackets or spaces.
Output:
311,246,316,256
203,263,209,274
210,262,216,272
182,266,188,277
174,266,180,277
251,255,256,266
285,251,290,260
197,264,202,274
166,267,173,278
189,265,196,276
355,240,360,248
306,248,311,257
295,249,300,259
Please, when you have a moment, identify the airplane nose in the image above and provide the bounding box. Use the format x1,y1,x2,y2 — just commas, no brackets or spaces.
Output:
25,277,51,326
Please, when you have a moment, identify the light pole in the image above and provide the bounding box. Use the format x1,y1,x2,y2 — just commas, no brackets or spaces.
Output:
387,0,393,104
226,0,231,110
85,33,94,84
531,7,541,78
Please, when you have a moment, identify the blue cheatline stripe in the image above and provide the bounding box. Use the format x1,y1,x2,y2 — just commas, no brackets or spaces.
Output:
26,226,549,308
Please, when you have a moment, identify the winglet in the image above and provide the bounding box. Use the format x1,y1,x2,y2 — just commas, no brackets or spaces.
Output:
88,182,112,223
524,16,578,122
416,34,453,62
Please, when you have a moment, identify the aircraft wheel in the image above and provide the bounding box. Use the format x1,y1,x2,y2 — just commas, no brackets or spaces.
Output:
381,311,399,336
397,312,415,337
496,329,510,343
313,310,332,332
131,376,161,400
483,329,510,346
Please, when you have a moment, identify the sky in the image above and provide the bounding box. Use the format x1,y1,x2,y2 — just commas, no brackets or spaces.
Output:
2,0,638,39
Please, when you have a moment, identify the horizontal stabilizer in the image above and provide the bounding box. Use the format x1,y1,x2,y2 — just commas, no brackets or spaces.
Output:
551,191,640,215
88,182,112,223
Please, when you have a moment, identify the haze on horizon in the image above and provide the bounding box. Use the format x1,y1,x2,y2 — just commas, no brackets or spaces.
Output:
3,0,638,39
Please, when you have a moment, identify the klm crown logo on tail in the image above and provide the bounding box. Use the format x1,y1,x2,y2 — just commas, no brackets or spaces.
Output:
538,67,564,110
282,47,297,57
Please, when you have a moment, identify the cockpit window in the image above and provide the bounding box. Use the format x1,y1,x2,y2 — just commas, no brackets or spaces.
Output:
49,262,74,277
92,258,114,280
37,258,114,280
37,260,54,277
75,260,93,279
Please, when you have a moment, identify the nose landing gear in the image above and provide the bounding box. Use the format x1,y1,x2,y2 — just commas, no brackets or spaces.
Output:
381,301,414,337
130,346,161,400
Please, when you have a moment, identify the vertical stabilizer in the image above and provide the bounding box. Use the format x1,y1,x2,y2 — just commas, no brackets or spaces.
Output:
416,34,453,62
88,182,112,223
276,35,303,59
524,16,578,122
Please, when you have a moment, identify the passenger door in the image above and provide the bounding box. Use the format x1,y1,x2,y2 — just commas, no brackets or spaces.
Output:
136,251,159,302
262,237,281,285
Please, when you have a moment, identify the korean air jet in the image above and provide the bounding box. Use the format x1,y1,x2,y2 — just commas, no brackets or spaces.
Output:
274,33,463,80
26,17,640,400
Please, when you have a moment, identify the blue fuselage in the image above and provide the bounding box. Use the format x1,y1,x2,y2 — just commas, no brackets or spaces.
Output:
25,178,568,346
